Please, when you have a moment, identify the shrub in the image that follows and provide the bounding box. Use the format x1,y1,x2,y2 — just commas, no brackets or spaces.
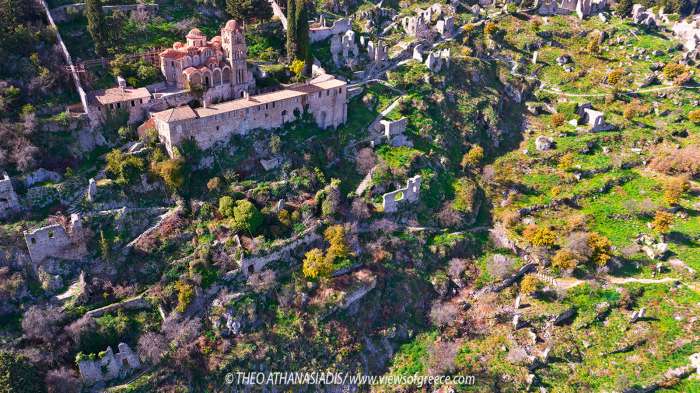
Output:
429,301,460,327
662,63,687,81
207,177,221,192
663,176,689,206
520,274,541,294
552,249,578,271
558,152,575,171
486,254,515,280
233,200,263,234
452,178,478,214
648,146,700,176
688,109,700,124
551,113,565,127
324,225,350,265
588,232,613,266
607,68,625,85
302,248,330,279
523,225,557,247
106,149,144,185
218,196,235,218
461,145,484,168
484,22,498,36
0,351,43,393
175,280,194,313
651,211,674,234
156,158,186,192
45,367,81,393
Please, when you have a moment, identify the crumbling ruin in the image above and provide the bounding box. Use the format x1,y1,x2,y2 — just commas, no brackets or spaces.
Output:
23,214,87,264
0,173,20,219
382,175,422,213
379,117,411,147
78,343,141,386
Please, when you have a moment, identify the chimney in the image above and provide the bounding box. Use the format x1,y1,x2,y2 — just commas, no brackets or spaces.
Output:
243,91,249,100
203,98,208,108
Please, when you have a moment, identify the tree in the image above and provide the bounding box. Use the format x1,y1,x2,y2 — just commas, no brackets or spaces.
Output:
106,149,144,185
0,351,43,393
294,0,311,70
523,225,557,247
86,0,108,56
286,0,296,60
175,280,194,313
663,177,689,206
22,305,63,343
302,248,331,279
45,367,81,393
324,224,350,265
461,145,484,169
651,211,674,235
484,21,498,37
520,274,541,294
662,63,687,81
233,199,263,234
156,158,186,192
225,0,272,23
207,177,221,192
552,249,578,271
137,332,168,365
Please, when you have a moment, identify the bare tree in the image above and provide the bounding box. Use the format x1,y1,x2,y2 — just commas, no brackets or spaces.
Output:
447,258,469,288
427,340,460,375
486,254,515,280
65,315,96,345
429,301,460,328
45,367,81,393
137,332,169,365
355,147,376,175
22,305,64,342
437,202,462,227
350,198,370,220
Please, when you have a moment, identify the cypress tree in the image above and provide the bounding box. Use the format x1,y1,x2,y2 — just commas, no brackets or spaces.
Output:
286,0,296,62
86,0,108,56
294,0,311,72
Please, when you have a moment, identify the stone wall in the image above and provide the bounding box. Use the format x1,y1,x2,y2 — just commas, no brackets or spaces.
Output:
0,173,20,220
382,175,422,213
310,18,351,43
78,343,140,386
23,214,87,264
241,226,321,275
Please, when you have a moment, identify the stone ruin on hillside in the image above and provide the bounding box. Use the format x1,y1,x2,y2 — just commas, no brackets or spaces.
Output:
0,173,20,219
78,343,141,386
537,0,607,19
23,213,87,264
383,175,422,213
401,4,455,40
577,103,613,132
378,117,412,147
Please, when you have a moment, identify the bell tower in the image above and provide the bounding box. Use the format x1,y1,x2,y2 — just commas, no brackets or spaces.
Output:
221,19,252,98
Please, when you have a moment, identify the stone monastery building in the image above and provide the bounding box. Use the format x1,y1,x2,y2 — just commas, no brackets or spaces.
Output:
153,74,348,156
149,19,348,156
159,20,256,102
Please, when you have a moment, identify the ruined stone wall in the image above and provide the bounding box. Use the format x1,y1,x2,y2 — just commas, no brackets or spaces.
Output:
310,18,352,43
23,214,87,264
78,343,140,385
0,174,20,219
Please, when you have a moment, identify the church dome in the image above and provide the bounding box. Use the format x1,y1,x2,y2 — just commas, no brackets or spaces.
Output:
186,28,204,38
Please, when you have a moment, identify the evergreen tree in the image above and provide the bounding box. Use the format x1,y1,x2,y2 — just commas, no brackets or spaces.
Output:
294,0,311,73
226,0,272,23
286,0,297,61
86,0,108,56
